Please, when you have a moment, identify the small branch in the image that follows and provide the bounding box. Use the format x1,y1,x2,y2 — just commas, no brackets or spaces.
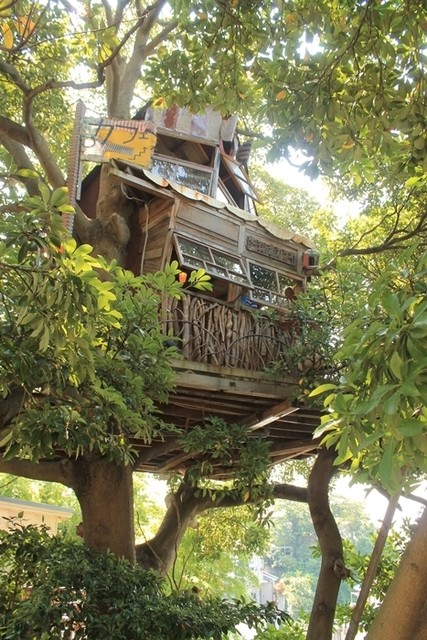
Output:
0,59,31,94
143,20,179,58
27,77,105,102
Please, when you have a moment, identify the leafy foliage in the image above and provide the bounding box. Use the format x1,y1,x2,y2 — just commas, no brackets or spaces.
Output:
148,0,426,192
336,523,413,633
313,244,427,491
0,523,289,640
180,417,272,505
250,163,323,238
0,185,188,464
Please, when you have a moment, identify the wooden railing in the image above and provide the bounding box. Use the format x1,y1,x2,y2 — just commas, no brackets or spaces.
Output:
160,292,300,371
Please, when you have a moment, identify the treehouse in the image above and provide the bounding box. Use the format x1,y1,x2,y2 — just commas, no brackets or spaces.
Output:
72,103,321,477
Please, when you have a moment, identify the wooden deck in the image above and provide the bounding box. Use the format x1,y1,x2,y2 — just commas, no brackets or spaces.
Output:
134,359,320,476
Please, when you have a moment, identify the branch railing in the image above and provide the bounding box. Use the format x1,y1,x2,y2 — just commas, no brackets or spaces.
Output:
160,292,300,371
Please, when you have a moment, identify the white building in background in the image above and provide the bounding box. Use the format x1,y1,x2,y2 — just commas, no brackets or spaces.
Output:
0,496,73,535
249,556,286,610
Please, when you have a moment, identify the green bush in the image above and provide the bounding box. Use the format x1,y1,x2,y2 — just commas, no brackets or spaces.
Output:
0,523,289,639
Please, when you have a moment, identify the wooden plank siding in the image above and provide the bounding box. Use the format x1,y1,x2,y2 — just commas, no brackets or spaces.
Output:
176,201,240,252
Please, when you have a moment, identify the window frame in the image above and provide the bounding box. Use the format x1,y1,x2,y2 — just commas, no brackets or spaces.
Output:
174,234,252,287
151,153,214,195
248,261,304,308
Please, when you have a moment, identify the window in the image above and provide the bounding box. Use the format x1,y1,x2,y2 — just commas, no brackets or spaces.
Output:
175,236,251,286
151,155,213,194
249,262,301,307
214,179,238,206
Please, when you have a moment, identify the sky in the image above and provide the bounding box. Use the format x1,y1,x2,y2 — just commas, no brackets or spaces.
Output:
334,476,426,529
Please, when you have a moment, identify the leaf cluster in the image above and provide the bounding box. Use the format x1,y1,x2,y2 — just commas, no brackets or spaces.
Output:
336,524,413,632
180,416,272,504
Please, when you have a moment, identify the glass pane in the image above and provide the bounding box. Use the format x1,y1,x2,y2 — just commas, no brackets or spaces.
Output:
213,251,244,274
208,264,227,277
223,158,259,200
229,273,248,284
278,273,296,292
250,263,276,289
252,287,272,304
271,293,287,306
178,238,210,260
151,158,211,194
185,256,204,268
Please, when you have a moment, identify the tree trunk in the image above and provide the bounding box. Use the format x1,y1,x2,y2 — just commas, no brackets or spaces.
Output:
366,506,427,640
72,457,135,563
306,449,349,640
344,492,400,640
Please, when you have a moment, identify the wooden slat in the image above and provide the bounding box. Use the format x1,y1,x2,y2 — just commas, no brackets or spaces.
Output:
241,400,299,432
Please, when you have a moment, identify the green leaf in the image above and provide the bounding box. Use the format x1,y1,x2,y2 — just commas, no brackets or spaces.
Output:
380,291,401,320
51,187,69,208
309,383,337,397
404,175,422,188
0,429,12,447
383,391,401,415
16,168,40,178
398,418,425,438
38,181,51,204
389,351,403,381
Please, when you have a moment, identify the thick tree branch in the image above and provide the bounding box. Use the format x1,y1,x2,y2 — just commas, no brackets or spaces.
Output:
135,480,308,574
0,115,65,188
0,134,39,195
0,116,32,147
367,506,427,640
0,457,75,487
110,0,171,117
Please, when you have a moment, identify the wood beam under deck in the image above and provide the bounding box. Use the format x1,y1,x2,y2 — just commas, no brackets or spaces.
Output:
132,360,321,476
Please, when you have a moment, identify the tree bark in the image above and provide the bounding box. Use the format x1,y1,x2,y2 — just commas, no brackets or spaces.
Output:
135,480,310,575
344,492,400,640
136,482,203,574
366,506,427,640
72,457,136,563
306,449,349,640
